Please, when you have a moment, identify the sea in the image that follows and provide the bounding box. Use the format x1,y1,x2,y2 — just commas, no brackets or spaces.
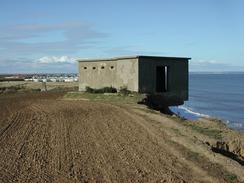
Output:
170,72,244,131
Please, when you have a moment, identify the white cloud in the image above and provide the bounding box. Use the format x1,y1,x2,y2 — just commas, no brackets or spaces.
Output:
190,59,217,65
190,59,244,72
38,56,77,64
0,22,108,58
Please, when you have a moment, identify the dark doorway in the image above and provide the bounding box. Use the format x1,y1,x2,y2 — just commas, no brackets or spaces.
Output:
156,66,168,92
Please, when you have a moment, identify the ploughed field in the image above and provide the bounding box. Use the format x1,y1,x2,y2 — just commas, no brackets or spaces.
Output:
0,93,243,183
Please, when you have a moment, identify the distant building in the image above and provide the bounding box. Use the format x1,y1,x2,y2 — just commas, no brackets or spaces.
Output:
78,55,190,105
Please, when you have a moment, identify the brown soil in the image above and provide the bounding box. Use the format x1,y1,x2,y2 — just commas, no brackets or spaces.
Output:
0,93,243,183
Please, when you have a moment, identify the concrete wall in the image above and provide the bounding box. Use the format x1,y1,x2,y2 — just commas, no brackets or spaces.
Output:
138,57,189,104
116,58,139,91
78,58,139,91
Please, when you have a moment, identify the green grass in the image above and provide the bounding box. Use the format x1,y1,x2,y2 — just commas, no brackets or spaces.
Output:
224,173,239,183
187,151,201,161
186,149,239,183
167,115,223,140
171,128,184,136
64,92,144,104
183,123,223,140
167,114,223,140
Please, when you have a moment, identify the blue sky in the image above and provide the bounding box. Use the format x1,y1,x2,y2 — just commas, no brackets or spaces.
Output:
0,0,244,73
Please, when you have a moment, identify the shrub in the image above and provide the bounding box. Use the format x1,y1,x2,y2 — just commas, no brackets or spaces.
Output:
85,86,117,93
85,86,94,93
31,88,41,92
119,87,132,96
102,86,117,93
0,85,25,94
4,87,17,94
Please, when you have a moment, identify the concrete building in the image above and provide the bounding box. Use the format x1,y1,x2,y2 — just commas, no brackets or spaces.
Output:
78,55,190,105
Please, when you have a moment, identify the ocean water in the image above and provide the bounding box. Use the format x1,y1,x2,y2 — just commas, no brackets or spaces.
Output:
170,73,244,131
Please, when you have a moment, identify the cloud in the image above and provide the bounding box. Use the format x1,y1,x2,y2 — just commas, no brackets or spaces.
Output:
0,22,108,57
191,59,217,65
38,56,77,64
0,22,108,73
190,59,244,72
0,57,78,74
104,46,164,57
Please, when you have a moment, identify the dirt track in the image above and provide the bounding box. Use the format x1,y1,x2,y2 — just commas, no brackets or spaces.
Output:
0,93,243,182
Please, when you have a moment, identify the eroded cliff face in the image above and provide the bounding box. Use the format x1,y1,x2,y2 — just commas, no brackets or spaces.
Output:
211,136,244,165
230,140,244,158
185,118,244,165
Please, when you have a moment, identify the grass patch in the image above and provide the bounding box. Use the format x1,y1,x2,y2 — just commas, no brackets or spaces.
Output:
183,123,223,140
64,92,144,104
171,128,184,136
119,87,132,95
186,150,239,183
167,115,223,140
0,85,25,94
223,173,239,183
187,151,201,161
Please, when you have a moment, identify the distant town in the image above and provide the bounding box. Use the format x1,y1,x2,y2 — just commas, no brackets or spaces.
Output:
0,73,78,82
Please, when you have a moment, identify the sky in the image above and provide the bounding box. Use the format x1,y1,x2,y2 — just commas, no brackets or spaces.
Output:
0,0,244,73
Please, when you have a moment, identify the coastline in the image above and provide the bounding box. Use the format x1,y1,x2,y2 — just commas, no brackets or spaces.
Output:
186,73,244,132
171,114,244,161
63,92,244,165
170,105,244,131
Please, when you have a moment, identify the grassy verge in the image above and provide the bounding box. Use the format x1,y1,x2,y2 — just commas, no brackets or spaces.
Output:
65,92,225,140
167,115,224,140
183,122,223,140
64,92,144,104
168,139,240,183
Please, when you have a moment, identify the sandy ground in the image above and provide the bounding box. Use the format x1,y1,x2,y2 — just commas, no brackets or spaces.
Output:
0,93,243,183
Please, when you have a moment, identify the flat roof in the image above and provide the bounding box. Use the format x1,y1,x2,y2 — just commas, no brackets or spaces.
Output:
77,55,191,62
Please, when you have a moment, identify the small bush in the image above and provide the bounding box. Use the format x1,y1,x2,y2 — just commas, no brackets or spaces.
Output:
85,86,94,93
119,87,131,96
102,87,117,93
85,86,117,93
0,85,25,94
31,88,41,92
4,87,17,94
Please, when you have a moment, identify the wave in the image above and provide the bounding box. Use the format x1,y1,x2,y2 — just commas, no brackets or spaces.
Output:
178,106,210,118
226,120,244,131
170,106,210,120
170,106,244,131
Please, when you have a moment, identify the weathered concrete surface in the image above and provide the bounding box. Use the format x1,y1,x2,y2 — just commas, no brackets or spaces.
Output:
78,58,138,91
116,58,138,91
139,57,189,104
78,56,189,105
